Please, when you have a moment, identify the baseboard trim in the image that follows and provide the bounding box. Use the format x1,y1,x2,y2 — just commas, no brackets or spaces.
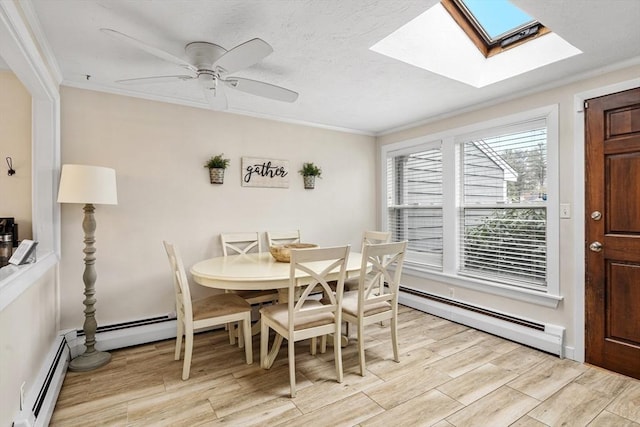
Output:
399,287,566,357
67,316,179,358
13,335,69,427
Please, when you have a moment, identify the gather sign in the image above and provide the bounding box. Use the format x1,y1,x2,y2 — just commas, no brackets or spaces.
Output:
241,157,290,188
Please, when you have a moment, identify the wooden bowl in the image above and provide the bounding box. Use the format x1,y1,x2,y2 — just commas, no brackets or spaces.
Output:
269,243,318,262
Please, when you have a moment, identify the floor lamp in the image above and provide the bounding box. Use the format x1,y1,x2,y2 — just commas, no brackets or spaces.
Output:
58,164,118,372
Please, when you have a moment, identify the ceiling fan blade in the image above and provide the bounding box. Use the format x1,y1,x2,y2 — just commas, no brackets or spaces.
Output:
115,75,195,85
225,77,298,102
199,77,228,110
100,28,197,72
214,38,273,74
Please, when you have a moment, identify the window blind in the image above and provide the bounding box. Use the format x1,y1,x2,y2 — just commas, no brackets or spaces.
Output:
387,147,443,267
459,125,548,287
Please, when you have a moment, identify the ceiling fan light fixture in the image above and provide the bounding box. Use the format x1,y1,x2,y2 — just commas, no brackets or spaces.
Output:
102,28,298,109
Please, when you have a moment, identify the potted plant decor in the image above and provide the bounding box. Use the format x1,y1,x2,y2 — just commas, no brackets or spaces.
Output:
298,162,322,189
204,154,230,184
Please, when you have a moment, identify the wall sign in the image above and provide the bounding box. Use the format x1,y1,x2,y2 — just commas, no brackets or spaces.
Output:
241,157,290,188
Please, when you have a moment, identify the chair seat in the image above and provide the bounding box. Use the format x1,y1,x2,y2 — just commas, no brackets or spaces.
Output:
192,293,251,321
261,300,335,330
341,290,391,317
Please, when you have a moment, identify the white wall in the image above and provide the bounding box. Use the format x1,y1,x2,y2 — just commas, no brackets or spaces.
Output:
59,87,377,329
0,71,32,240
377,63,640,358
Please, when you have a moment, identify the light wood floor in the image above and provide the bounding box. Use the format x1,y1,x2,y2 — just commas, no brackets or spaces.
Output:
51,306,640,426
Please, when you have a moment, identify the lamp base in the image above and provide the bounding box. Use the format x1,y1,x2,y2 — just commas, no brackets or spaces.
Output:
69,350,111,372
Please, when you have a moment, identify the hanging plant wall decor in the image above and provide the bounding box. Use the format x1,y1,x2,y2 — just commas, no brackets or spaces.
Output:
204,154,229,184
299,162,322,189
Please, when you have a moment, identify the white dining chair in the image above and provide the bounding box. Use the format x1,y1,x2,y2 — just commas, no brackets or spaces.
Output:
341,240,407,376
220,232,279,345
344,230,392,292
266,229,301,247
260,245,350,398
163,241,252,380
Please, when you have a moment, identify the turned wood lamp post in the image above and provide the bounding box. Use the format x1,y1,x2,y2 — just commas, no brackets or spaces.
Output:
57,164,118,371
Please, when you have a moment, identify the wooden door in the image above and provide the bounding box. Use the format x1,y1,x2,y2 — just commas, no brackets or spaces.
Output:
585,87,640,380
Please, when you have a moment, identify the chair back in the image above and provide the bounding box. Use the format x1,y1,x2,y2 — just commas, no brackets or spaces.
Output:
356,241,407,314
221,232,262,256
267,230,301,247
163,241,193,323
362,230,391,250
288,245,350,331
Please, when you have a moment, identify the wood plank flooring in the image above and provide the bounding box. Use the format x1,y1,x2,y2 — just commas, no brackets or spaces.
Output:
51,306,640,426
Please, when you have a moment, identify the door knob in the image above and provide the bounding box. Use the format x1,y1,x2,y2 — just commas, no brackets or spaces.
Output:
591,211,602,221
589,241,603,252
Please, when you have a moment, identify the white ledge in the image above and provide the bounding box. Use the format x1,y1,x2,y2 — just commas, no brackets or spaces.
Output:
0,251,58,312
403,262,563,308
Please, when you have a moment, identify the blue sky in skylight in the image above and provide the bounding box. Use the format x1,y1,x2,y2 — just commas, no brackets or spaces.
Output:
461,0,535,39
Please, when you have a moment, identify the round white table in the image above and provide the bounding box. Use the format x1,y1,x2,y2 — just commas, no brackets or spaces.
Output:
190,251,363,367
190,252,363,291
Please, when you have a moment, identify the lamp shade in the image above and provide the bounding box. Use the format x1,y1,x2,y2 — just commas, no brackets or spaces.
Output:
57,164,118,205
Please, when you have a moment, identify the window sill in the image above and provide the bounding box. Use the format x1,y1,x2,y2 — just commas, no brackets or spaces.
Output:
403,261,563,308
0,251,57,312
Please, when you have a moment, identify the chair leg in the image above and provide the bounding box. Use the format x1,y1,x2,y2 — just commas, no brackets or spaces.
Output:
310,337,317,355
260,318,269,369
174,321,183,361
357,321,366,376
333,323,343,383
288,338,296,398
237,321,245,349
391,313,399,362
242,315,253,364
228,322,236,345
182,329,194,380
320,335,327,353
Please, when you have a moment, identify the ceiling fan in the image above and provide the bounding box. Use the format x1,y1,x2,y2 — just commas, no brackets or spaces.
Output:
100,28,298,110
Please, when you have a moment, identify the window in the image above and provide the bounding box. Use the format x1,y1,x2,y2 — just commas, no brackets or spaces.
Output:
381,106,559,304
387,144,443,268
441,0,550,57
459,122,547,289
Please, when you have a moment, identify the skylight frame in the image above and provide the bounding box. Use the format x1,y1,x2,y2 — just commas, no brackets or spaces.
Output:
441,0,550,58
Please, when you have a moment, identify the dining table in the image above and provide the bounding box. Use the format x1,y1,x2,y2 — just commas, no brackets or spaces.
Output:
190,250,363,367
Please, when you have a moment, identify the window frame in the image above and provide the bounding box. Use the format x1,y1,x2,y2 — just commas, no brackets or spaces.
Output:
380,105,561,308
441,0,551,58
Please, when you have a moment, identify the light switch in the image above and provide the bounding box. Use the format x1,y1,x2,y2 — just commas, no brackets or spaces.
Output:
560,203,571,218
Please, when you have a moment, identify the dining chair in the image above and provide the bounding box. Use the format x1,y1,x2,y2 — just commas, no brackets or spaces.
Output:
344,230,392,292
341,240,407,376
266,229,301,247
260,245,350,398
163,241,253,380
220,232,279,345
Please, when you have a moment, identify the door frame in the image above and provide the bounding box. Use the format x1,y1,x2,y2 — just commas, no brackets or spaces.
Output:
573,77,640,363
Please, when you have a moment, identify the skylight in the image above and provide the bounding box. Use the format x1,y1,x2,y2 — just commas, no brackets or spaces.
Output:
369,2,582,88
442,0,547,57
461,0,535,41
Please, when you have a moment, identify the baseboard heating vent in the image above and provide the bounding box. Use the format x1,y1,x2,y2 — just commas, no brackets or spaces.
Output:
13,335,70,427
68,314,178,357
76,314,176,337
399,285,565,357
32,337,66,418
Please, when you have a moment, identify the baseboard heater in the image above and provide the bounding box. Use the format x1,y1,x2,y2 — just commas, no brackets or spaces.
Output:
68,314,179,356
13,336,69,427
398,286,565,358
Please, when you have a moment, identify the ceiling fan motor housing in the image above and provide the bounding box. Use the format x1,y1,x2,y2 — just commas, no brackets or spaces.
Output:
185,42,227,70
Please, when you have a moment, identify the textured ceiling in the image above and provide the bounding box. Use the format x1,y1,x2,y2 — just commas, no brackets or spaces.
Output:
20,0,640,134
